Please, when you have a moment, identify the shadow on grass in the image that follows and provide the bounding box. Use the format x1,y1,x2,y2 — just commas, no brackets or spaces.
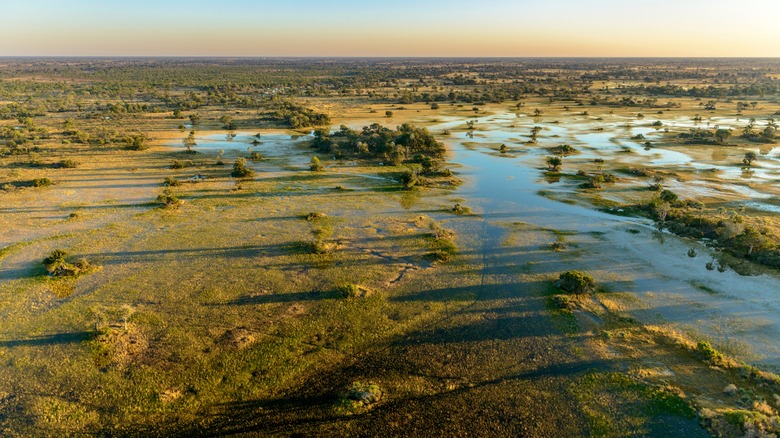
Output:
0,331,94,348
215,290,344,306
172,358,615,437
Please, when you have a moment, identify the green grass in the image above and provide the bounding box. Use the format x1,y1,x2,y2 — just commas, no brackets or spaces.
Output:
573,372,696,437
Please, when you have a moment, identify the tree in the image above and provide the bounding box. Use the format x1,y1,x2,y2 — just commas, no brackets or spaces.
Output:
219,115,236,130
385,111,393,118
125,134,147,150
310,156,324,171
183,131,196,153
558,271,596,295
659,189,678,203
587,174,605,189
743,151,757,166
761,126,776,142
714,128,731,145
546,156,562,171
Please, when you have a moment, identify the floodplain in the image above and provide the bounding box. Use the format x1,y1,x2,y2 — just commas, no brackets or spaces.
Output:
1,58,780,436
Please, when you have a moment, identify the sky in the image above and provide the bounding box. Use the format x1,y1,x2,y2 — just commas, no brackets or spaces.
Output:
1,0,779,57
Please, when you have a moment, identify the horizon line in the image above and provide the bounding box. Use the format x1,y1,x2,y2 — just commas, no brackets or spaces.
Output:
3,55,780,60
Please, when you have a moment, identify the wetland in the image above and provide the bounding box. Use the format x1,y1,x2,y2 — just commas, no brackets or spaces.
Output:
1,57,780,436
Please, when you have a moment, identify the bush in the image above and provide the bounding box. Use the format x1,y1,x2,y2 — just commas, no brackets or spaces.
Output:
552,144,576,155
43,250,68,268
659,189,678,203
399,169,418,190
58,159,78,168
306,212,327,221
32,178,52,187
336,382,383,414
585,174,604,189
231,158,254,178
156,191,182,208
336,283,370,298
696,341,723,363
558,271,596,295
550,294,574,311
42,250,96,277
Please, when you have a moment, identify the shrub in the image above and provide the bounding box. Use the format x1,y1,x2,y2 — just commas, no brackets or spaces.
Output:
550,295,574,311
399,169,418,190
32,178,52,187
58,159,78,168
549,240,568,251
659,189,678,203
248,151,263,161
452,203,469,215
552,144,576,155
306,239,333,255
336,382,382,414
231,158,254,178
156,191,182,208
43,250,68,269
586,174,604,189
558,271,596,295
337,283,361,298
42,250,96,277
306,212,327,221
696,341,723,363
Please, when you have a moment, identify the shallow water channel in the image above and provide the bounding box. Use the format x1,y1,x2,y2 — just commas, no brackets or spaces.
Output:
439,114,780,371
177,117,780,370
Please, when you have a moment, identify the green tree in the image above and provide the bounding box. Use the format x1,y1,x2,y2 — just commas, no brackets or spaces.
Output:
714,128,731,145
546,156,562,171
183,131,196,153
310,156,324,171
659,189,678,203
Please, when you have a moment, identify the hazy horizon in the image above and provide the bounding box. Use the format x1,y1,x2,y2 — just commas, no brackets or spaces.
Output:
2,0,779,57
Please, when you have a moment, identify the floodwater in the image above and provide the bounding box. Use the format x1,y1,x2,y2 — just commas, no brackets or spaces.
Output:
173,114,780,369
433,113,780,370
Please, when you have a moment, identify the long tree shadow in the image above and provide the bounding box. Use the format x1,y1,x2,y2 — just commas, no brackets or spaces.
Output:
174,357,616,437
214,290,344,306
0,331,94,348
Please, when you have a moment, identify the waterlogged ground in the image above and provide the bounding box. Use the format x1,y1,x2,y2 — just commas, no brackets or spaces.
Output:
420,110,780,370
2,103,779,435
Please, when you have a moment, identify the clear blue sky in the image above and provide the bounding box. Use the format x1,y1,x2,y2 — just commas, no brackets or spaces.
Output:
1,0,778,56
